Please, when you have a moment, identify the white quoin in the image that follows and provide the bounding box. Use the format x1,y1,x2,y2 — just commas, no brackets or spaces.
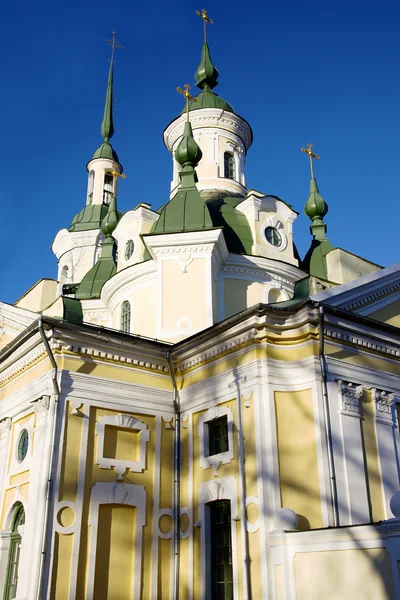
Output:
86,158,122,206
164,108,253,199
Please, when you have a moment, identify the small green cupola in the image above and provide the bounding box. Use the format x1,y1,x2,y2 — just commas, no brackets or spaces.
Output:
154,115,213,233
75,196,120,299
300,144,334,279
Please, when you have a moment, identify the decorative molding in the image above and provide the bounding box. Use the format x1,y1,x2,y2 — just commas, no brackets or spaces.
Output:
0,344,47,384
372,388,395,425
0,418,12,442
95,413,150,478
325,327,400,358
32,396,50,424
337,380,363,417
67,345,168,373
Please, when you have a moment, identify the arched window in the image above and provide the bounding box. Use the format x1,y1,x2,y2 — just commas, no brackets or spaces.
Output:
87,170,95,205
224,152,236,181
103,174,114,205
4,504,25,600
121,301,131,333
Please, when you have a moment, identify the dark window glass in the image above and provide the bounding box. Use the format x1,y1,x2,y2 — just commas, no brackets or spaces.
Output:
121,301,131,333
17,430,28,463
208,416,228,456
224,153,236,181
265,226,282,247
125,239,134,261
210,500,233,600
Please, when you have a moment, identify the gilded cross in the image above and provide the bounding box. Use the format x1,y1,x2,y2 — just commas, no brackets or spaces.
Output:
196,9,214,43
176,83,198,120
104,162,127,179
105,28,124,64
301,143,320,178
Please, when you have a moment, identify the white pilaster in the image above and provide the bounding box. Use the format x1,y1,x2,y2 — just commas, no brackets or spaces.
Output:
372,389,399,519
337,380,370,524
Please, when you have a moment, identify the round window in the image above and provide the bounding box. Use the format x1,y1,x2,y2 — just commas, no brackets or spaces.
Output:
125,239,134,261
17,429,29,463
265,226,282,247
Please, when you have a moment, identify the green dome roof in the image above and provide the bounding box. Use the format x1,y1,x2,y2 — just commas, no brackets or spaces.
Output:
182,88,235,115
92,141,120,163
69,203,122,232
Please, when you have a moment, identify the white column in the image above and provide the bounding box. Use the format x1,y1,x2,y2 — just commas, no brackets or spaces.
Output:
0,418,12,591
373,389,399,519
19,396,51,600
337,380,370,524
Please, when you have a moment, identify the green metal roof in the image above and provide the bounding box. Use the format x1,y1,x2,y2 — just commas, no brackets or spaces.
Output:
206,197,253,254
68,204,122,233
301,177,335,280
92,141,120,163
75,197,120,300
180,42,235,115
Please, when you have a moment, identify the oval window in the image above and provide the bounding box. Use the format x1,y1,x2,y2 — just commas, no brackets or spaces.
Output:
265,226,282,247
17,429,29,463
125,239,134,261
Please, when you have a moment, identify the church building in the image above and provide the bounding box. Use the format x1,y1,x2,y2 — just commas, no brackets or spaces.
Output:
1,12,400,600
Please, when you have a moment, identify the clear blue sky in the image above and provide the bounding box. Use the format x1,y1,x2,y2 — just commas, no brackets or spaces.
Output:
1,0,399,303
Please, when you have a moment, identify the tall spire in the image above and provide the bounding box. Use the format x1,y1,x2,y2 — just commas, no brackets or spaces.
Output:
92,30,123,163
100,62,115,143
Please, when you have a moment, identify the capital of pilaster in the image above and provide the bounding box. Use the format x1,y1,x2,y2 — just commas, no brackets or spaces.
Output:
338,380,363,417
33,395,51,425
0,418,12,442
372,388,394,425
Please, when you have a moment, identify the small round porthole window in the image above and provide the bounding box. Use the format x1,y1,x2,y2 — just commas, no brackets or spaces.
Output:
265,226,282,247
17,429,29,463
125,239,134,261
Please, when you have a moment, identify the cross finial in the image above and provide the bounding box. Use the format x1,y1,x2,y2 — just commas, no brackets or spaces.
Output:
177,84,198,121
105,29,124,65
104,162,127,180
196,9,214,43
301,143,320,179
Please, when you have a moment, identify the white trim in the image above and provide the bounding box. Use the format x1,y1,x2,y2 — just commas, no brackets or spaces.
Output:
198,405,234,472
95,413,150,478
197,476,240,600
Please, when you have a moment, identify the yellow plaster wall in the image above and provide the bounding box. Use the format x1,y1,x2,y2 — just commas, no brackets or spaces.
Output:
0,358,51,400
50,533,73,599
59,403,83,503
162,258,208,331
294,548,395,599
158,539,171,599
93,505,136,599
274,389,322,529
361,390,385,522
16,278,58,312
368,301,400,327
224,278,251,318
131,284,157,338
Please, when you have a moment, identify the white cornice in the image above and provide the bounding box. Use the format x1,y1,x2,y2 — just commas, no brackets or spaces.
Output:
164,109,253,152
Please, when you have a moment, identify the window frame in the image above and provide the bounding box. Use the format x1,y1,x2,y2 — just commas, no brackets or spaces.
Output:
198,406,234,471
209,500,233,600
4,505,25,600
208,416,229,457
120,301,131,334
224,152,236,181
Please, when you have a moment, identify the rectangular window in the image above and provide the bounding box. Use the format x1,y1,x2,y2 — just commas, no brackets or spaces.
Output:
208,416,229,456
210,500,233,600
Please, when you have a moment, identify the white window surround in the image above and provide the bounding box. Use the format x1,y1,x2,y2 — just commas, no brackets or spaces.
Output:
198,405,234,471
197,476,239,600
9,414,34,477
261,216,288,252
95,413,150,479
